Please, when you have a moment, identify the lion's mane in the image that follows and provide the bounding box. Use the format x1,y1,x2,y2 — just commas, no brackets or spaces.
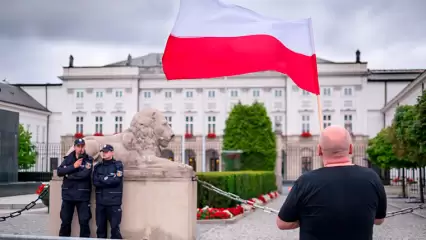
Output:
121,111,160,154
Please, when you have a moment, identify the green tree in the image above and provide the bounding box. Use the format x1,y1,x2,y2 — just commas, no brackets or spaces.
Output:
18,124,37,170
367,126,414,169
368,125,416,198
411,90,426,203
223,102,276,170
393,104,426,203
393,105,418,161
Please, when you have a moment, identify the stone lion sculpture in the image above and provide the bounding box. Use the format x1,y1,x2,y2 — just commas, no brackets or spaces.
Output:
65,108,193,177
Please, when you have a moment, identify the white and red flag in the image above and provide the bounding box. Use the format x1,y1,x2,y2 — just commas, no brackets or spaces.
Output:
162,0,319,95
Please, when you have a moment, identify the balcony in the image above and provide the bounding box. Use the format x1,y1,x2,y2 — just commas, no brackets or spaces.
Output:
342,100,356,110
95,103,104,110
185,103,194,111
164,103,173,112
300,100,312,109
75,103,84,110
114,102,123,111
207,102,217,111
273,102,283,110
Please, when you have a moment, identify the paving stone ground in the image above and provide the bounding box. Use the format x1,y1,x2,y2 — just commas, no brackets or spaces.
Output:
1,194,425,239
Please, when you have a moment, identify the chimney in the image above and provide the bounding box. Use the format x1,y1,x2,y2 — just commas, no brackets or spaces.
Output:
126,54,132,66
355,50,361,63
69,55,74,67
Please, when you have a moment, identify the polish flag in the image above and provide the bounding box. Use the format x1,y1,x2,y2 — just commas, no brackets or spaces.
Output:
162,0,320,95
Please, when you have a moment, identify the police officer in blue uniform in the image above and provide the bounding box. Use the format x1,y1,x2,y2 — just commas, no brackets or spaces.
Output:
93,144,124,239
57,138,93,237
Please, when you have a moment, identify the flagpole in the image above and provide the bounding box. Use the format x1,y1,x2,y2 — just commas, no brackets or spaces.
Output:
182,88,186,164
307,18,323,131
202,90,206,172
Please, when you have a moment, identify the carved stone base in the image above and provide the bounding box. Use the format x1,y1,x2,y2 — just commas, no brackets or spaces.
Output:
49,170,197,240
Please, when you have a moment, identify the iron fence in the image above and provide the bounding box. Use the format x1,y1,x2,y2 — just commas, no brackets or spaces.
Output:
15,138,374,183
386,167,426,199
18,143,73,182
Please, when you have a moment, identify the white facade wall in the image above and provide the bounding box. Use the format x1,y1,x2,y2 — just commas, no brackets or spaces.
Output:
0,101,49,143
383,82,424,126
139,76,287,136
18,60,423,147
20,85,65,143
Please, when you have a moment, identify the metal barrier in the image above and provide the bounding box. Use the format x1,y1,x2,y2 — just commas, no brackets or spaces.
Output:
0,234,101,240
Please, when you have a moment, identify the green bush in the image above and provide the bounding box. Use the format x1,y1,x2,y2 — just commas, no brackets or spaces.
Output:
197,171,276,208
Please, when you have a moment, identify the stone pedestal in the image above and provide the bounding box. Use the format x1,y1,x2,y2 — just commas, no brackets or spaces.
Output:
49,170,197,240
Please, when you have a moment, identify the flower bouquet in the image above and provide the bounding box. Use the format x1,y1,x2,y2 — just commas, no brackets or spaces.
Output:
36,183,50,207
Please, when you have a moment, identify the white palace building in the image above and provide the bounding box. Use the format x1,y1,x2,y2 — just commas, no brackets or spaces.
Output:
6,51,425,180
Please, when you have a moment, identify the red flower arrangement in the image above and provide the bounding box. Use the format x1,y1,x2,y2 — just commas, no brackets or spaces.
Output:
185,133,193,139
197,205,244,220
406,177,417,184
207,133,216,139
36,183,48,195
93,133,104,136
300,132,312,138
74,133,84,139
392,177,402,183
197,191,280,220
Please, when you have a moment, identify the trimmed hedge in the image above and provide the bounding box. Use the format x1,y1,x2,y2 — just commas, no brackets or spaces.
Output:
197,171,276,208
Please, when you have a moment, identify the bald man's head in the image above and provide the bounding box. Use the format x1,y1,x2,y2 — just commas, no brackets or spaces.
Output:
318,125,353,164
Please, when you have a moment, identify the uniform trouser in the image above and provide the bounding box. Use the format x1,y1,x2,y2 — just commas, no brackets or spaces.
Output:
96,204,123,239
59,200,91,237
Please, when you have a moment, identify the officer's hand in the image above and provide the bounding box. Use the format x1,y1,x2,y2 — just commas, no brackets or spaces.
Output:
74,159,83,168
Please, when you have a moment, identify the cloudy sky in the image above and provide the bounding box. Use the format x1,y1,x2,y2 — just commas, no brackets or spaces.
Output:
1,0,425,84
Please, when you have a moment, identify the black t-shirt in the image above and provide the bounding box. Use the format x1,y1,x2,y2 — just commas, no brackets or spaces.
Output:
278,165,387,240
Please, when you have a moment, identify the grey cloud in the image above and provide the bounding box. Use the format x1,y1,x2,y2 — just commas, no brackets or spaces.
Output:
0,0,178,46
0,0,425,83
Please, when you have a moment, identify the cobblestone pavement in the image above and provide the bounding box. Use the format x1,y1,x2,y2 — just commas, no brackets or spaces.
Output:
0,195,425,239
387,197,426,218
198,194,426,240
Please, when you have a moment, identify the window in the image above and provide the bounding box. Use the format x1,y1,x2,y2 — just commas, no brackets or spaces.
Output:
274,116,283,131
95,91,103,99
165,116,172,128
95,116,103,134
302,90,310,96
253,89,260,97
301,157,313,174
42,126,46,143
165,91,172,99
343,87,353,96
186,91,194,98
36,125,40,143
115,90,123,98
323,87,331,96
275,89,283,97
144,91,151,98
76,116,83,133
76,90,84,98
323,114,332,129
344,114,353,133
115,116,123,133
207,116,216,134
208,90,215,98
185,116,194,134
230,90,238,97
301,115,310,132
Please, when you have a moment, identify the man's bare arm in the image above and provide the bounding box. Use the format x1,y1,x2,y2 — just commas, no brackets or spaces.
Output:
276,217,300,230
374,218,384,225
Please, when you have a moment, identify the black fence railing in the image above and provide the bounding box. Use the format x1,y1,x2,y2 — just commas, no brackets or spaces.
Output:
16,142,381,184
18,143,73,182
